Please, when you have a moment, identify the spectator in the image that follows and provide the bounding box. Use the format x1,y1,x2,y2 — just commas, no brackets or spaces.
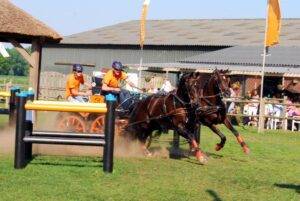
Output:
160,77,174,93
248,90,259,114
287,98,300,117
245,91,252,100
227,82,240,114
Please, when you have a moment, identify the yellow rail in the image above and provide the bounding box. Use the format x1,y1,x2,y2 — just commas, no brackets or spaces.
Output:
25,101,107,113
32,100,106,108
0,91,10,97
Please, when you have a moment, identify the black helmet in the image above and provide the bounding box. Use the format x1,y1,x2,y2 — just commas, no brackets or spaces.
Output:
112,61,123,71
73,64,83,72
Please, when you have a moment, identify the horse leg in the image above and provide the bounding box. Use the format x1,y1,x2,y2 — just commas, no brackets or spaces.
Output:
177,124,208,164
224,117,250,154
189,124,200,154
209,124,227,151
137,129,153,157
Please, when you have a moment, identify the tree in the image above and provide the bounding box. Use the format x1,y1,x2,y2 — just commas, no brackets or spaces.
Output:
0,47,29,76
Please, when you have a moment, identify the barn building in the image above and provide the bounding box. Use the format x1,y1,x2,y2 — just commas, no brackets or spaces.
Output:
40,19,300,99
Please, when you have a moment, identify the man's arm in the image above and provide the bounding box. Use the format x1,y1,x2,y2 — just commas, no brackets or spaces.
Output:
102,83,120,92
70,88,90,96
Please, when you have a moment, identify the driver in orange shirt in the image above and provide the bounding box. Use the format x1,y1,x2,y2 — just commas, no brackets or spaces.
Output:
102,61,137,106
65,64,91,102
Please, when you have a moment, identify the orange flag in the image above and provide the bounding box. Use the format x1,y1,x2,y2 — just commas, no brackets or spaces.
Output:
140,0,150,49
266,0,281,47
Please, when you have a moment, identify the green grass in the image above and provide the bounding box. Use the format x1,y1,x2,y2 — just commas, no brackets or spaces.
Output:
0,75,28,89
0,126,299,201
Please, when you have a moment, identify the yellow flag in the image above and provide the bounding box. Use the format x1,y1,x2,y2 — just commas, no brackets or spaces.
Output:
266,0,281,47
140,0,150,49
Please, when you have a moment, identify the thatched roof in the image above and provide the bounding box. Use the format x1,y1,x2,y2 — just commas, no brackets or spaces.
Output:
0,0,62,43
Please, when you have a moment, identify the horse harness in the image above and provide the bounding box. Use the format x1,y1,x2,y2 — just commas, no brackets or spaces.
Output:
146,92,192,123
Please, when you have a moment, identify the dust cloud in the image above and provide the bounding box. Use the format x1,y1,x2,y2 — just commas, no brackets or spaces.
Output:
0,125,15,155
0,111,172,159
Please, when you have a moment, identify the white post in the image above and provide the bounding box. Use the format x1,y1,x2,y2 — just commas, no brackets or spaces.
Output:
138,48,144,88
258,0,270,133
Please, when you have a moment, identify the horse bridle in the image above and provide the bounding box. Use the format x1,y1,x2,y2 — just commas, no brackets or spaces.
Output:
189,71,228,108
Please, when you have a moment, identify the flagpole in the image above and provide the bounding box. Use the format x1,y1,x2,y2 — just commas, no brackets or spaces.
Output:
138,48,143,88
258,0,270,133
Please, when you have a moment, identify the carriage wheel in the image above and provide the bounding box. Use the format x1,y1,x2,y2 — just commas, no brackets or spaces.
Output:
58,114,86,132
90,115,105,134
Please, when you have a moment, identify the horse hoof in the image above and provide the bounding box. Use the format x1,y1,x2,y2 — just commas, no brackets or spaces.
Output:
195,151,208,165
198,156,208,165
144,150,153,157
215,144,223,151
146,153,153,157
243,146,250,155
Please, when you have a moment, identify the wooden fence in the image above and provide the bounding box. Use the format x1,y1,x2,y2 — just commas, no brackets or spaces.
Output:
224,97,300,131
39,71,91,100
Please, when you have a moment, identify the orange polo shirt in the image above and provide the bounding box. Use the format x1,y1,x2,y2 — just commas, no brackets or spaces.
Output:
65,74,84,98
102,70,127,88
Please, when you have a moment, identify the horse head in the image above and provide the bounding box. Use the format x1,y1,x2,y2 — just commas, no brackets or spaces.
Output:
211,69,231,98
177,73,201,106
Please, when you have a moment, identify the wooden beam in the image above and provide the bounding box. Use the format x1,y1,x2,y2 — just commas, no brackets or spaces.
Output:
55,62,95,67
30,39,41,97
9,39,35,68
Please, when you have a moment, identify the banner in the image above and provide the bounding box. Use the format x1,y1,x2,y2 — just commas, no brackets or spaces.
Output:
266,0,281,47
140,0,151,49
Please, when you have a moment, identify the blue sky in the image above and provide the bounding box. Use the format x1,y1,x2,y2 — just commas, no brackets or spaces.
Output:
10,0,300,36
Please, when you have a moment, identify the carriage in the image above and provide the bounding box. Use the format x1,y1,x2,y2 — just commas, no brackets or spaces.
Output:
55,73,143,135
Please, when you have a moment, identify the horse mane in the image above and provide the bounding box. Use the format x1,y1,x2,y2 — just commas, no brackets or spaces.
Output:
176,73,192,103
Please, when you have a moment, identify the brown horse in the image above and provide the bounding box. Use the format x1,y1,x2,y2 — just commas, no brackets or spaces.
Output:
193,69,250,154
125,73,208,164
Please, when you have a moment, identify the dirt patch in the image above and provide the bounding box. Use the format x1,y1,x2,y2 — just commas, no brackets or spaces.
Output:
0,125,15,155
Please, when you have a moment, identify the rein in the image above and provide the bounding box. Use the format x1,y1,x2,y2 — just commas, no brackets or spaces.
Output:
126,89,194,128
125,108,189,128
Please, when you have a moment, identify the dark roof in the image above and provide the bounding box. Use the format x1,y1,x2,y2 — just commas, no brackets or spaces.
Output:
180,46,300,68
0,0,62,43
128,62,300,75
62,19,300,46
127,46,300,75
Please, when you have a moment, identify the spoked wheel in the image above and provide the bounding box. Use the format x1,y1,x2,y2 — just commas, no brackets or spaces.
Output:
90,115,105,134
57,114,86,132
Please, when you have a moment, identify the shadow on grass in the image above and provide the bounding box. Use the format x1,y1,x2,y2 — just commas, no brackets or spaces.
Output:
274,183,300,194
206,189,223,201
206,152,223,159
29,155,102,168
167,147,190,160
166,148,224,166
